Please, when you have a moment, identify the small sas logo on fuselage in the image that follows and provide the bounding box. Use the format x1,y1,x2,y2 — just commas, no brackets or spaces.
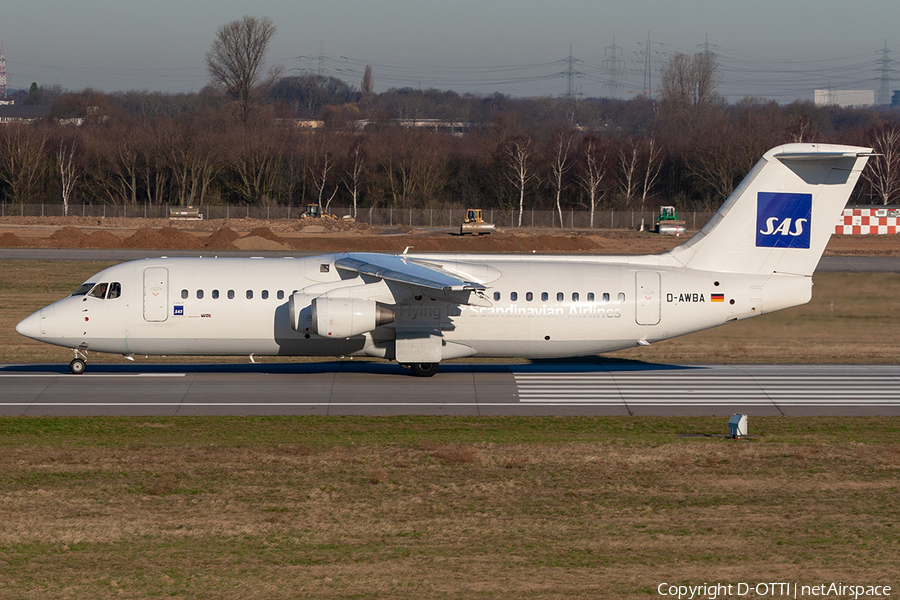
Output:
756,192,812,249
173,305,184,316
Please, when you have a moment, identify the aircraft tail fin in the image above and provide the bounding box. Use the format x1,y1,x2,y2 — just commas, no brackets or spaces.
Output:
665,143,872,276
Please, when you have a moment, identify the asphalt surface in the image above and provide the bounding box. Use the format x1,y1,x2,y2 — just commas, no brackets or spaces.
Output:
0,249,899,272
1,362,898,417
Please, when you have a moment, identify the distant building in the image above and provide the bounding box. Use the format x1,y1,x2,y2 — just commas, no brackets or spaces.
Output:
0,104,50,124
814,89,875,108
892,91,900,107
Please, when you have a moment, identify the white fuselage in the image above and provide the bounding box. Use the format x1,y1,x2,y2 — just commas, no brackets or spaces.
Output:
21,252,812,361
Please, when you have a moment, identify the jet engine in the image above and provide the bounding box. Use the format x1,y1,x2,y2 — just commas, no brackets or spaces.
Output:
313,297,394,337
289,292,394,337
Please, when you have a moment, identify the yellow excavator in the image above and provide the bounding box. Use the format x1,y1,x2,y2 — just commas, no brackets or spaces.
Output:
460,208,496,235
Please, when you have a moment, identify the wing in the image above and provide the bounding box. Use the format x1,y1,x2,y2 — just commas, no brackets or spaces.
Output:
334,253,491,306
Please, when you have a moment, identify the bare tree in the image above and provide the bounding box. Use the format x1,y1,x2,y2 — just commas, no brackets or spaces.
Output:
343,137,366,218
170,125,222,207
310,134,339,213
505,137,537,227
659,51,723,132
549,130,573,227
577,137,608,228
0,125,49,204
56,140,79,216
206,16,281,124
639,136,663,221
231,124,285,207
618,138,640,207
864,123,900,205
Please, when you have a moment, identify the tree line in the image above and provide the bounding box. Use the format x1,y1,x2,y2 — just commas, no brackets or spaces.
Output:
2,16,900,217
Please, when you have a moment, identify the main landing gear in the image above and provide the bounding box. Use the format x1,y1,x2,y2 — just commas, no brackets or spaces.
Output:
69,349,88,375
401,362,440,377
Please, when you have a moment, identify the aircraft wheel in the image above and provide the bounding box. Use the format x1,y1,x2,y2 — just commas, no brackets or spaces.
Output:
69,358,86,375
410,363,439,377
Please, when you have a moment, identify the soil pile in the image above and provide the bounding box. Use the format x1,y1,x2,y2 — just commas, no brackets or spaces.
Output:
244,227,287,244
0,232,29,247
124,227,204,250
159,226,204,250
80,231,122,249
49,226,86,247
233,236,292,251
204,227,240,250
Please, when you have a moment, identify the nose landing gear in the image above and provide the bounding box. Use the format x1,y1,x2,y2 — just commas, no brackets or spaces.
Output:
69,349,88,374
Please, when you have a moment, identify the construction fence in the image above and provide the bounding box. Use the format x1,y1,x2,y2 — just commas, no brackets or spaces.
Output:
1,203,718,231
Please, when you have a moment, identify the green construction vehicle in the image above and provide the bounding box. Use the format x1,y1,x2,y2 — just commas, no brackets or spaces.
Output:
656,206,686,236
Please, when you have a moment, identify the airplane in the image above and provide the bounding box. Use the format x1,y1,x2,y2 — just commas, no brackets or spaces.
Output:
16,143,871,377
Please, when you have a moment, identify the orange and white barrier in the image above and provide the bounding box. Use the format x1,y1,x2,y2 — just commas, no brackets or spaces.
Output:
835,207,900,234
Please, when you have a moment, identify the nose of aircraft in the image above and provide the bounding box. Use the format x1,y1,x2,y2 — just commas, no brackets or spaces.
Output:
15,310,43,340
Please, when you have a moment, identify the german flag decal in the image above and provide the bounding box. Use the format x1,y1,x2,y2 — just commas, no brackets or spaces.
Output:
711,293,725,302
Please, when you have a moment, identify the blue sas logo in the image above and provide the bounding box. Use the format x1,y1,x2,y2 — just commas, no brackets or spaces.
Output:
173,305,184,316
756,192,812,248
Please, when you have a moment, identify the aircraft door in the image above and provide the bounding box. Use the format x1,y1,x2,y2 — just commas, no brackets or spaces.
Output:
143,267,169,322
635,271,661,325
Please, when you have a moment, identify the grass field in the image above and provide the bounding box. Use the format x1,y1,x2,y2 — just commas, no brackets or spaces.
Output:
2,261,899,598
0,416,898,599
3,260,900,364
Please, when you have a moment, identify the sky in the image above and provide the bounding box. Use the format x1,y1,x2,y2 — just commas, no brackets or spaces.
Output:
2,0,898,103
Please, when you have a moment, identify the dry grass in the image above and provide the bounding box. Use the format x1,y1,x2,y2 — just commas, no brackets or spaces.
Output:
0,416,897,598
3,260,900,365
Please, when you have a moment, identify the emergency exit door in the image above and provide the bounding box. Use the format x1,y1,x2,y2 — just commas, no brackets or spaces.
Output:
143,267,168,322
635,271,661,326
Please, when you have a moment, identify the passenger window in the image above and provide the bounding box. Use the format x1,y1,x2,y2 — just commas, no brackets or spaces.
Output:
89,283,109,299
587,292,595,302
602,292,610,303
493,291,501,301
572,292,579,302
196,290,204,300
262,290,269,300
541,292,548,302
71,283,95,297
212,290,219,300
510,292,518,301
181,289,188,300
277,290,284,300
246,290,253,300
227,290,235,300
618,292,625,303
557,292,563,302
107,282,121,299
526,292,533,302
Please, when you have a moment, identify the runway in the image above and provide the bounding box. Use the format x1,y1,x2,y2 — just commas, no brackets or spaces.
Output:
1,362,898,417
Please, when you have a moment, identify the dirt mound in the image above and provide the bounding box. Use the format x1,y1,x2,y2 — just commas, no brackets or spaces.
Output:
243,227,286,244
0,232,30,247
233,236,292,251
80,231,122,249
204,227,241,250
123,228,168,249
159,226,204,249
49,226,86,247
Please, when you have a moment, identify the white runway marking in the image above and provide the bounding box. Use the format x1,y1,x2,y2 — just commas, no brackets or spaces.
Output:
514,372,900,406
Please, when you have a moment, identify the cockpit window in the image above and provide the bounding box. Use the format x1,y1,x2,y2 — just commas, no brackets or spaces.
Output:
107,282,122,299
88,283,109,299
71,283,95,297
